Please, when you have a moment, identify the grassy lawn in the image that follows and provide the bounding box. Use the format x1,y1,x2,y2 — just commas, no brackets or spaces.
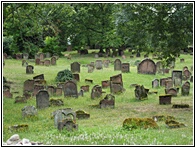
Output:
2,50,194,145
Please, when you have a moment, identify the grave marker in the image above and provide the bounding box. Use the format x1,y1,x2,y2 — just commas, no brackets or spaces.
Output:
36,90,49,109
35,58,40,65
63,81,78,98
91,85,102,99
102,80,110,88
172,70,182,87
152,79,159,88
80,85,89,92
71,62,80,73
33,85,45,96
100,94,115,108
95,60,103,70
73,73,80,82
138,59,156,75
39,53,45,60
165,88,177,97
44,59,50,66
181,81,190,96
55,87,63,96
26,65,34,74
24,79,34,92
114,59,121,71
47,86,55,96
121,63,130,73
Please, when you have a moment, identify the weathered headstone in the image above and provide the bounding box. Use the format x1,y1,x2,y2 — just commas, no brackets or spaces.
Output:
138,59,156,75
63,81,78,98
47,86,55,96
156,61,163,74
51,56,57,65
172,70,182,87
23,53,29,60
114,59,121,71
165,88,177,97
73,73,80,82
33,85,45,96
88,64,94,73
110,82,124,94
39,61,44,66
26,65,34,74
99,94,115,108
159,94,172,105
3,89,13,98
183,66,188,71
39,53,45,60
14,96,27,103
181,81,190,96
55,87,63,96
33,74,44,80
80,85,89,92
103,60,110,68
35,58,40,65
152,79,159,88
44,60,50,66
36,90,49,109
76,110,90,119
71,62,80,73
121,63,130,73
91,85,102,99
180,58,184,63
95,60,103,70
22,106,37,118
165,80,173,88
16,53,22,60
134,85,148,100
160,77,172,87
24,79,34,92
49,99,64,106
102,80,110,88
22,60,28,67
183,69,191,80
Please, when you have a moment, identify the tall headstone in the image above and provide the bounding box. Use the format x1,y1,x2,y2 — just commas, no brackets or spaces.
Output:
35,58,40,65
36,90,49,109
51,56,57,65
63,81,78,98
156,61,163,74
172,70,182,87
39,53,45,60
114,59,121,71
183,69,191,80
181,81,190,96
71,62,80,73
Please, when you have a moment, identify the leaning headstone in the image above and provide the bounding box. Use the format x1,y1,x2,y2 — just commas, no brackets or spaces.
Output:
36,90,49,109
134,85,148,100
63,81,78,98
114,59,121,71
22,106,37,118
102,80,110,88
51,56,57,65
71,62,80,73
165,88,178,97
152,79,159,88
26,65,34,74
33,74,44,80
91,85,102,99
99,94,115,108
172,70,182,87
138,59,156,75
181,81,190,96
110,74,124,94
121,63,130,73
95,60,103,70
23,79,34,92
110,74,123,86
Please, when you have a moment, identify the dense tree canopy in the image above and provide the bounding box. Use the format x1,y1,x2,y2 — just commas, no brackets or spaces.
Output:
3,2,193,62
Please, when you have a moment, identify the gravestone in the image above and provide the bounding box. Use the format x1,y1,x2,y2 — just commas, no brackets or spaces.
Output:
55,87,63,96
26,65,34,74
39,61,44,66
45,52,52,58
49,99,64,106
102,80,110,88
76,110,90,119
22,60,28,67
134,85,148,100
39,53,45,60
24,79,34,92
183,69,191,80
181,81,190,96
103,60,110,68
152,79,159,88
34,79,46,85
47,86,55,96
3,89,13,98
165,80,173,88
58,120,78,131
78,89,84,97
114,59,121,71
33,74,44,80
165,88,177,97
156,61,163,74
100,94,115,108
71,62,80,73
95,60,103,70
110,74,123,86
44,60,50,66
16,53,22,59
121,63,130,73
51,56,57,65
95,54,99,58
63,81,78,98
172,70,182,87
159,94,172,105
183,66,188,71
35,58,40,65
33,85,45,96
163,68,170,74
88,64,94,73
34,53,39,59
91,85,102,99
14,96,27,103
21,106,37,118
23,53,29,60
36,90,49,109
138,59,156,74
160,77,172,87
73,73,80,82
110,74,123,93
23,91,31,100
80,85,89,92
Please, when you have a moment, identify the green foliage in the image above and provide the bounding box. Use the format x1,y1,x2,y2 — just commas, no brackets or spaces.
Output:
3,36,13,55
43,36,61,55
55,69,73,82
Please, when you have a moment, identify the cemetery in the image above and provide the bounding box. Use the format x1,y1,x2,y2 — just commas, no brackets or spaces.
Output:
2,2,193,146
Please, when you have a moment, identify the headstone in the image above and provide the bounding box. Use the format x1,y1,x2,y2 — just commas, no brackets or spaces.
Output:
22,60,28,67
121,63,130,73
14,96,27,103
95,60,103,70
172,70,182,87
35,58,40,65
114,59,121,71
44,60,50,66
165,88,178,97
165,80,173,88
16,53,22,60
23,53,29,60
36,90,49,109
152,79,159,88
91,85,102,99
110,74,123,86
63,81,78,98
160,77,172,87
3,89,13,98
134,85,148,100
55,87,63,96
34,53,39,59
73,73,80,82
156,61,163,74
80,85,89,92
47,86,55,96
88,64,94,73
45,52,51,58
163,68,170,74
26,65,34,74
181,81,190,96
183,66,188,71
33,74,44,80
33,85,45,96
51,56,57,65
49,99,64,106
103,60,110,68
21,106,37,118
71,62,80,73
23,91,31,100
39,53,45,60
110,82,124,94
159,94,172,105
99,94,115,108
138,59,156,75
39,61,44,66
95,54,99,58
58,120,78,131
183,69,191,80
24,79,34,92
76,110,90,119
102,80,110,88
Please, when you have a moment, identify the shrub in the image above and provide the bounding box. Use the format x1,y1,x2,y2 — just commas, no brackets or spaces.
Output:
55,69,73,82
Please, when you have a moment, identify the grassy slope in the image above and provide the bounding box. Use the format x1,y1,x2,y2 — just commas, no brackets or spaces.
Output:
2,50,194,145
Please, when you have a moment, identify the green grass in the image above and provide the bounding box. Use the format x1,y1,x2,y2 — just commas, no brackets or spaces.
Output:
2,50,194,145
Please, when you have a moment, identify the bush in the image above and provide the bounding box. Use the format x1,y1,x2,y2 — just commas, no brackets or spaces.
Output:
3,36,13,55
55,69,73,82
